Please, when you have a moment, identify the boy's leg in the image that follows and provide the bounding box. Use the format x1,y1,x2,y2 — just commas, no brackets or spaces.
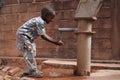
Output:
22,43,43,77
22,49,37,72
16,34,42,77
23,44,43,78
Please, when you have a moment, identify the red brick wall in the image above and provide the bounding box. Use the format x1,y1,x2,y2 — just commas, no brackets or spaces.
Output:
92,0,112,60
0,0,115,60
0,0,78,58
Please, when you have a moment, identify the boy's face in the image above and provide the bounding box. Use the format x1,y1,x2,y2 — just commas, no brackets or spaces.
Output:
45,12,55,24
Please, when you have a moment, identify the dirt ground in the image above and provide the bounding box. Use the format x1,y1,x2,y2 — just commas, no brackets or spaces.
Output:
35,68,120,80
0,58,120,80
0,65,120,80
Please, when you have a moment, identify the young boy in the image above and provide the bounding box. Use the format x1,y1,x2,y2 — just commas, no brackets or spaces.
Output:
16,7,63,78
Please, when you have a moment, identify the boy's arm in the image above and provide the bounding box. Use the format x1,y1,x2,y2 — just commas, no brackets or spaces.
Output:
41,33,63,46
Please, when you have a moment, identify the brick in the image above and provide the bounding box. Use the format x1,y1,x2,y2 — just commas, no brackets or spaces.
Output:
4,14,18,25
96,0,111,18
35,3,43,12
102,18,112,28
8,67,21,76
57,48,76,58
60,10,75,20
0,25,13,31
93,28,112,38
0,32,5,41
36,2,52,12
45,22,59,30
27,3,38,12
63,0,79,10
0,5,11,14
45,30,57,38
0,22,19,32
0,50,5,56
4,75,12,80
11,22,21,31
35,39,44,48
92,48,112,60
0,48,19,57
36,48,54,57
0,42,6,49
4,31,16,40
18,13,29,22
36,0,50,2
63,0,71,10
103,0,111,8
0,46,5,52
27,1,52,12
63,38,76,49
97,7,111,18
2,66,11,72
52,0,63,10
54,11,62,21
11,4,27,13
0,66,4,70
0,39,19,57
4,0,18,5
35,37,57,49
20,77,35,80
19,0,33,3
28,12,41,18
59,20,77,28
0,15,4,24
0,39,15,46
60,31,76,39
0,0,115,60
0,76,4,80
92,38,111,49
0,22,21,32
93,18,112,29
0,40,6,50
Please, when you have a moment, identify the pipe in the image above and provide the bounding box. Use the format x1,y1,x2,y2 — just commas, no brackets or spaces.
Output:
74,19,94,76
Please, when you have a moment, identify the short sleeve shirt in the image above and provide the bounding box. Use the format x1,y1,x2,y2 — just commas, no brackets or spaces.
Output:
16,16,46,41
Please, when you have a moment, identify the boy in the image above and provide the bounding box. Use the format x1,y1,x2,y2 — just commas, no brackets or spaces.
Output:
16,7,63,78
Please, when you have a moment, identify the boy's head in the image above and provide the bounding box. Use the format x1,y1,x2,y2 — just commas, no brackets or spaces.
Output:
41,6,55,24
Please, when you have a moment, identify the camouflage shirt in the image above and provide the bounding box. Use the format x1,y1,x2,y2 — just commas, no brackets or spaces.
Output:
16,16,46,41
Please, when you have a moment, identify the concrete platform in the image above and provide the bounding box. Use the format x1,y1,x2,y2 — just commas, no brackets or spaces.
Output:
42,59,120,70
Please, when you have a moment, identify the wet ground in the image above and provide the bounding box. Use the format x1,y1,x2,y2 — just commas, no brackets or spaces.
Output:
34,68,120,80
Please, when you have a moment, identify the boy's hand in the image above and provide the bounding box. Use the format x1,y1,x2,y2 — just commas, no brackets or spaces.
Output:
56,40,64,46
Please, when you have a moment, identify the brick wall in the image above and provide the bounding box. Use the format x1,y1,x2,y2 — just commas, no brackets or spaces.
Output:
92,0,112,60
0,0,54,57
0,0,114,60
